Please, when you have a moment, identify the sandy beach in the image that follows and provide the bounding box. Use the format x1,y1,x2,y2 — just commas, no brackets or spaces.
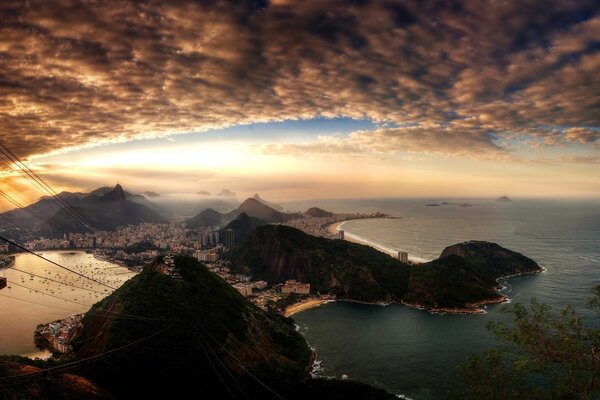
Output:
284,298,331,317
327,219,401,258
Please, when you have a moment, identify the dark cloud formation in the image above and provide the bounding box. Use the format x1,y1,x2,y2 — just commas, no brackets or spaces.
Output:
0,0,598,159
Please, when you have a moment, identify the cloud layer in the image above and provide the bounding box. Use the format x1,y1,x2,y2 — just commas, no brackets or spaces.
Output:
0,0,598,160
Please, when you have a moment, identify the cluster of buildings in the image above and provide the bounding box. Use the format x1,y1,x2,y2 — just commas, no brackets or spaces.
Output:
11,223,239,271
193,245,225,263
202,260,267,298
33,314,83,354
281,280,311,294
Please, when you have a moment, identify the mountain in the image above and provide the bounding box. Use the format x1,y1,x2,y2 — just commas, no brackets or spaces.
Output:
185,197,297,229
142,191,160,197
305,207,333,218
439,241,541,277
184,208,224,228
0,185,169,232
228,226,542,312
220,212,267,244
252,193,283,211
45,184,166,233
496,196,512,202
66,256,396,399
228,198,296,223
402,242,541,311
227,225,410,302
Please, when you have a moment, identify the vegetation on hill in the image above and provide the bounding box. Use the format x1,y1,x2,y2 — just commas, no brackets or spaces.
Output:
227,225,410,303
228,226,541,311
67,256,395,399
402,255,501,309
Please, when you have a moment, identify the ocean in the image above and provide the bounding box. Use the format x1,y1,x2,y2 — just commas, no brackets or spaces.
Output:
283,198,600,399
0,251,135,357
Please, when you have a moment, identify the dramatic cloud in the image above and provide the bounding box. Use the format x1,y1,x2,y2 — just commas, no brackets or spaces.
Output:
0,0,598,160
259,125,509,160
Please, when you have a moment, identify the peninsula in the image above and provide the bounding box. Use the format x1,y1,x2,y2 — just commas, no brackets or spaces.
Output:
227,225,542,314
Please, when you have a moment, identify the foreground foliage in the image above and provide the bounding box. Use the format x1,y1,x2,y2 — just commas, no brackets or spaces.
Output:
459,286,600,399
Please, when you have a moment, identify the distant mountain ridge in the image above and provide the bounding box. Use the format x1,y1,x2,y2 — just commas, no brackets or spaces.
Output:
45,184,166,233
0,185,169,232
252,193,283,211
185,197,298,228
305,207,333,218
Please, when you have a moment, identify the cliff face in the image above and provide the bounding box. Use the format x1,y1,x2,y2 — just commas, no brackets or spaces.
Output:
228,225,410,303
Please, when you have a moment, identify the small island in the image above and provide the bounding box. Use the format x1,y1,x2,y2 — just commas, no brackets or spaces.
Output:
496,196,512,202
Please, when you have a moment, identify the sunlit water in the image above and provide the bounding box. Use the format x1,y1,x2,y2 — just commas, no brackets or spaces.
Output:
0,251,136,357
284,198,600,399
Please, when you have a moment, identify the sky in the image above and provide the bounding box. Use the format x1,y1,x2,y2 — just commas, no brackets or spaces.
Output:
0,0,599,209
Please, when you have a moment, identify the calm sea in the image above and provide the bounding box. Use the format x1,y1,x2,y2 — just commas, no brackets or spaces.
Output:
0,251,135,357
284,198,600,399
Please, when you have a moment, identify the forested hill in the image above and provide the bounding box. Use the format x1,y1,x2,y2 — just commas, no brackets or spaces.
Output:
228,225,541,311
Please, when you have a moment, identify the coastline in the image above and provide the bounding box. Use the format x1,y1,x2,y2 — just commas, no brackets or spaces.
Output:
286,268,543,317
284,298,332,317
326,218,401,258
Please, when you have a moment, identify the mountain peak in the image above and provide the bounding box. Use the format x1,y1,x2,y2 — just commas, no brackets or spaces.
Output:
100,184,126,202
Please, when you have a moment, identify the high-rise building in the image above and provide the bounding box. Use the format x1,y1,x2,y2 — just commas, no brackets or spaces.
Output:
398,251,408,263
213,231,220,244
225,229,235,249
336,230,345,240
201,232,209,247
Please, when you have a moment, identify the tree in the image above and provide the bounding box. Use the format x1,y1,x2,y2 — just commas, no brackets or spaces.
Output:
458,286,600,400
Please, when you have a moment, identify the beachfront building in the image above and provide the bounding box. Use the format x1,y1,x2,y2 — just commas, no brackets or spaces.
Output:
398,251,409,263
281,280,310,294
336,230,345,240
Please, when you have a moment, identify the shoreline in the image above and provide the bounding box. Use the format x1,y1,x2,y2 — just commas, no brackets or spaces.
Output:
286,268,543,317
326,218,400,258
326,218,430,263
284,298,332,317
